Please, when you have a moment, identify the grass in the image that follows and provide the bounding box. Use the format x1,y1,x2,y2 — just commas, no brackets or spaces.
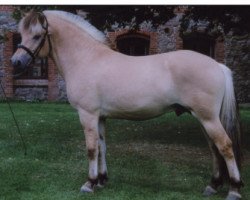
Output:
0,102,249,200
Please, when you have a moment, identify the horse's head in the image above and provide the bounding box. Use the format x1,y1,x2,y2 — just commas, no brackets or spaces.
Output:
11,11,51,70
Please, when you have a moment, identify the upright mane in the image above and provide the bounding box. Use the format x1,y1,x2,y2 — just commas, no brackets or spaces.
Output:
43,10,107,44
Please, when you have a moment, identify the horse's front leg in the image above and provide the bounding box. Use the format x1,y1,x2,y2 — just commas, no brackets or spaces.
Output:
97,118,108,187
78,110,100,193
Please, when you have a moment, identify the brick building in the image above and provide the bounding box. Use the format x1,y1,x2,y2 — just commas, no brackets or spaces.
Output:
0,6,249,102
0,6,63,101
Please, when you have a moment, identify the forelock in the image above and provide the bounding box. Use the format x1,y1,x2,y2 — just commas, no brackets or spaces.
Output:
19,11,45,34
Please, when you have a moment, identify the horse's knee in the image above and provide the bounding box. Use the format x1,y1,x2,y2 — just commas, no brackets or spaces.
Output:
84,127,99,148
88,148,97,160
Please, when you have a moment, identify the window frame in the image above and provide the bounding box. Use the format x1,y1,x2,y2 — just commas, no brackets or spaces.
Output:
116,33,150,56
182,33,215,58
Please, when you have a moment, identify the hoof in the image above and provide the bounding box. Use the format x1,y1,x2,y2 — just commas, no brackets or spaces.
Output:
97,173,108,188
80,181,95,193
225,191,242,200
97,183,105,188
203,185,217,197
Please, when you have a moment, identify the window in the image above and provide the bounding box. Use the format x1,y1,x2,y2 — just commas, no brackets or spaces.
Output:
12,33,48,79
183,33,215,58
116,33,150,56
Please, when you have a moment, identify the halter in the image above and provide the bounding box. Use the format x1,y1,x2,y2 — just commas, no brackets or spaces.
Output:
17,12,52,65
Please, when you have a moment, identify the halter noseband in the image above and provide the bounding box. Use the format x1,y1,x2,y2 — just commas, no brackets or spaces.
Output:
17,12,52,64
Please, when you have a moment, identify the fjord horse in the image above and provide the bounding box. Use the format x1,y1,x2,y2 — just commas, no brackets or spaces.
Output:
11,11,243,200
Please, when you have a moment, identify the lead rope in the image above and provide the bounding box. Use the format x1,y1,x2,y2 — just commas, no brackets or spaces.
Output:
0,78,27,156
0,12,52,156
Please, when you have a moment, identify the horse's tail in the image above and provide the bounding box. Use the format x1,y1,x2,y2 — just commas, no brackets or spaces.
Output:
219,63,242,170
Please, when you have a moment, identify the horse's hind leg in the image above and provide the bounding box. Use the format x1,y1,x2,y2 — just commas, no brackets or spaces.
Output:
200,118,243,200
97,118,108,187
203,135,228,196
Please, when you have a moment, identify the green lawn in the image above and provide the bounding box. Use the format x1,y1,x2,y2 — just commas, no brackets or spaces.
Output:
0,102,249,200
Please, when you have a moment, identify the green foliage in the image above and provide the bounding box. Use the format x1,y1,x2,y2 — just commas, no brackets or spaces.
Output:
12,5,61,22
12,5,250,36
180,6,250,36
82,6,176,31
0,102,250,199
12,5,176,31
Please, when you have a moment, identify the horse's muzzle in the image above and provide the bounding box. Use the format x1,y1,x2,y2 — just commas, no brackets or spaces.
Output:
11,54,32,69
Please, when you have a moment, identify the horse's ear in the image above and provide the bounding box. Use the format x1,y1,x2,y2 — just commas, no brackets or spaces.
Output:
18,9,32,18
37,13,46,27
23,9,35,17
19,10,26,18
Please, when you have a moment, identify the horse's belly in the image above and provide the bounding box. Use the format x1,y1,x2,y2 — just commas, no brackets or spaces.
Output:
100,86,175,120
107,110,167,120
102,103,171,120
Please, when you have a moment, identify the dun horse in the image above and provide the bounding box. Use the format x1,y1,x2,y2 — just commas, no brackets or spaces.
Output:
11,11,244,200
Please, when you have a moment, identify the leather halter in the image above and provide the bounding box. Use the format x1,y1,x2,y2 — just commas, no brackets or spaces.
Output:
17,12,52,64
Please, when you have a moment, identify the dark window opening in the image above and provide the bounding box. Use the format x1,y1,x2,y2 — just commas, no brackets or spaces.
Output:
116,33,150,56
12,33,48,79
183,34,215,58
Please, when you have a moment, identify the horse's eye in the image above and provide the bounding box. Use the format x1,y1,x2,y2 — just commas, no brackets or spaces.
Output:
33,35,41,40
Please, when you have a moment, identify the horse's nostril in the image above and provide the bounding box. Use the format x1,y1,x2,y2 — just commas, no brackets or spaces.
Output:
12,53,32,69
16,60,22,67
12,59,22,68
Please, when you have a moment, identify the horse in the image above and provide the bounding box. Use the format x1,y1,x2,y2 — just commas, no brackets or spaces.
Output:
11,10,244,200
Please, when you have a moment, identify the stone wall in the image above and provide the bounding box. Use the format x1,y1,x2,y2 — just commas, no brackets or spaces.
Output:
108,13,183,54
14,86,48,101
225,34,250,103
0,6,16,99
156,13,184,53
57,74,67,101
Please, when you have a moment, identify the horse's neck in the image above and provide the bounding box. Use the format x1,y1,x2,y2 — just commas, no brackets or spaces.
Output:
47,14,109,79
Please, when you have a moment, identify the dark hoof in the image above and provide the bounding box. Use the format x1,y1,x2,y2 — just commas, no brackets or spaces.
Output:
97,173,108,188
225,192,242,200
203,185,217,197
